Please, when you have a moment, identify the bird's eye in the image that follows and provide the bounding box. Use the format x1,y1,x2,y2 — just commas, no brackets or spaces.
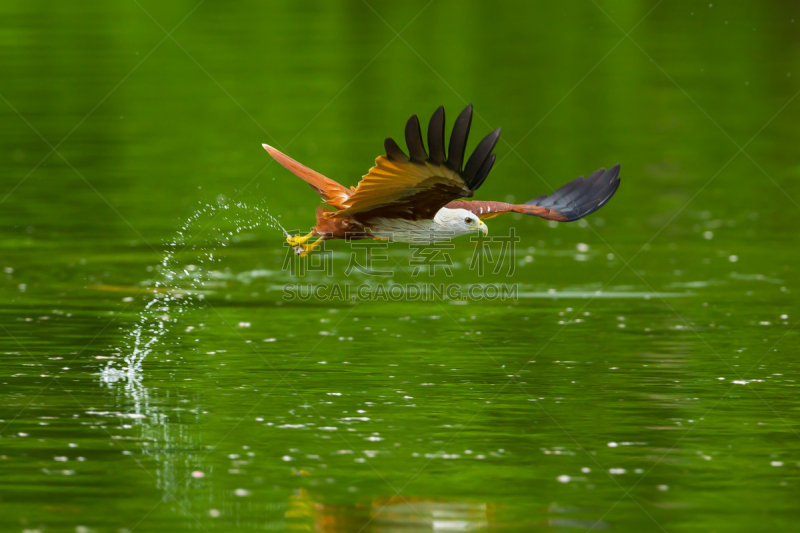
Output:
465,217,473,224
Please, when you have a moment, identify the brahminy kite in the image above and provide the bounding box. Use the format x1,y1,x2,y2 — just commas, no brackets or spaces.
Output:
263,105,620,256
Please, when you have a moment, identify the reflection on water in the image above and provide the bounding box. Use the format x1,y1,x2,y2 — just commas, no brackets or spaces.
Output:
287,492,493,532
102,371,489,531
101,369,206,515
285,491,612,532
4,1,800,531
101,367,615,532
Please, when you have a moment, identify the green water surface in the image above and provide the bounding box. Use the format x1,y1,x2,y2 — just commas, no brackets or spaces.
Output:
2,1,800,531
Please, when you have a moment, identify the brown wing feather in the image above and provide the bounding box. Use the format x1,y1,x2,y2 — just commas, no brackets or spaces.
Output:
330,156,472,220
446,200,564,221
447,164,621,223
327,105,501,221
262,144,352,209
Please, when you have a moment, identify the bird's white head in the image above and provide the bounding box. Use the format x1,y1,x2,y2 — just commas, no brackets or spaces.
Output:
433,208,488,238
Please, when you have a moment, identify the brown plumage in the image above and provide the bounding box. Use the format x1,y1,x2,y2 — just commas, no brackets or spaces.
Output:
446,165,621,222
263,105,621,255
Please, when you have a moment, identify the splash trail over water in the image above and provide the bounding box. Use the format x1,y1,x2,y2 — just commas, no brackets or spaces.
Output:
101,199,288,383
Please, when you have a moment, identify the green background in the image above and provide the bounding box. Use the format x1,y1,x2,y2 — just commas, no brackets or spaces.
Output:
2,1,800,531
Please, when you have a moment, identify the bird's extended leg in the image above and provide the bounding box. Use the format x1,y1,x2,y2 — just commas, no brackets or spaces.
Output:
294,237,325,257
286,232,314,247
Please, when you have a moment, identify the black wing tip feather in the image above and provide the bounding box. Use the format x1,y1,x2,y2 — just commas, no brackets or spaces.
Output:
526,164,621,222
384,137,409,162
471,152,496,191
427,106,446,164
463,126,501,189
404,114,427,163
385,104,501,191
447,104,474,173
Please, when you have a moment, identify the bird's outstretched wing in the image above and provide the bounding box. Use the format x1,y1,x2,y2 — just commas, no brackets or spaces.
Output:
447,164,621,222
326,105,501,221
262,143,353,210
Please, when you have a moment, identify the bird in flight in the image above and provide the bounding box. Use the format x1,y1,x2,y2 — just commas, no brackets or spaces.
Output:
263,105,620,256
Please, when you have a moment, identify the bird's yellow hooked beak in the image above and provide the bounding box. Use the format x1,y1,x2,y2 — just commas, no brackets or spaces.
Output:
477,220,488,236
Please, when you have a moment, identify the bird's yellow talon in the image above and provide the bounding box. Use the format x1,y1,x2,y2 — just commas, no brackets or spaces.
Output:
287,232,314,247
294,238,324,257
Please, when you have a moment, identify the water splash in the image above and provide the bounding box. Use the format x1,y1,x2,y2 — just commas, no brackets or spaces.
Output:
101,198,289,383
